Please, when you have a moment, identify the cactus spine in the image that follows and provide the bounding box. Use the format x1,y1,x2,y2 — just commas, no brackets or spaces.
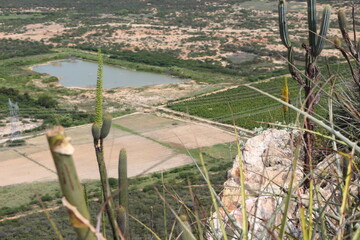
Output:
118,148,129,239
278,0,331,188
47,126,96,240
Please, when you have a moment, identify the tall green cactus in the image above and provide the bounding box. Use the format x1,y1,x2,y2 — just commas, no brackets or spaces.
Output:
118,148,129,238
47,126,96,240
337,10,358,59
278,0,331,188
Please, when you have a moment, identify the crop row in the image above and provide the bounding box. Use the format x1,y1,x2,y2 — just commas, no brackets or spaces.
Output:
168,78,304,130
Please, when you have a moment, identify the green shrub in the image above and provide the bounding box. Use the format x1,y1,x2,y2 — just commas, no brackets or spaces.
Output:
7,139,26,147
142,184,153,192
108,178,117,188
36,94,58,108
40,194,53,202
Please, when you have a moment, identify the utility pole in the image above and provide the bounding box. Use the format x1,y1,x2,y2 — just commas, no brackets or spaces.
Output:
8,98,20,139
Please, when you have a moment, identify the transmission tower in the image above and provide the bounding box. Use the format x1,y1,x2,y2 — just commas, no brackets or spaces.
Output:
8,98,20,139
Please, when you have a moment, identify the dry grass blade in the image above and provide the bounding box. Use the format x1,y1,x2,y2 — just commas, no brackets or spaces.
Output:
278,144,301,239
129,214,162,240
337,144,357,240
199,153,229,240
175,135,243,238
62,197,106,240
35,192,64,240
154,187,196,240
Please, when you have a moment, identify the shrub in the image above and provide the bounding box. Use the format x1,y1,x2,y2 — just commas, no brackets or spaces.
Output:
40,194,53,202
108,178,117,188
7,139,26,147
36,94,58,108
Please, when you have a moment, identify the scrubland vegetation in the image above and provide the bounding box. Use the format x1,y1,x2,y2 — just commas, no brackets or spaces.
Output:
0,0,359,239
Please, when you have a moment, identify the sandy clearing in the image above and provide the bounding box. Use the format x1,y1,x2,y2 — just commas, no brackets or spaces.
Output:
143,124,235,149
0,113,235,186
0,23,67,42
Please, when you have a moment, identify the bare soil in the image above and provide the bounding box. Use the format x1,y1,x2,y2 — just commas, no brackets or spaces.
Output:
0,113,235,186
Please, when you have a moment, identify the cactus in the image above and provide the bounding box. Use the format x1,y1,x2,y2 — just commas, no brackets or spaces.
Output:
314,5,331,57
278,0,291,49
337,10,358,58
278,0,331,188
47,126,96,240
117,206,127,239
118,148,129,239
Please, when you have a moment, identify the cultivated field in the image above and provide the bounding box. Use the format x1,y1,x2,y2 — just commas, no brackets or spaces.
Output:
0,113,235,186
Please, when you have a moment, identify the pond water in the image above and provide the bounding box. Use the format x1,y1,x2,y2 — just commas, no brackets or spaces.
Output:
32,59,181,88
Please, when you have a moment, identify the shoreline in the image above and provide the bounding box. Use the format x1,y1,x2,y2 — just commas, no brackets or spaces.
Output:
29,57,189,90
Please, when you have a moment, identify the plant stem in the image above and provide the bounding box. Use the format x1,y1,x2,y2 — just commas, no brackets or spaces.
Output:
94,139,120,240
47,126,96,240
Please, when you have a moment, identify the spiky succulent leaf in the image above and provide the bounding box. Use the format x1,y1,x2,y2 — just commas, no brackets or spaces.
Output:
100,113,112,139
278,0,292,48
314,5,331,57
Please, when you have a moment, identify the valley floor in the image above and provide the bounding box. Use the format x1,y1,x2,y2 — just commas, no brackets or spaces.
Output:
0,112,235,186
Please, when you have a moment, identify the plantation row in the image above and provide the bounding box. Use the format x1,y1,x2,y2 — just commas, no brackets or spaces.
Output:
168,78,304,130
167,56,353,131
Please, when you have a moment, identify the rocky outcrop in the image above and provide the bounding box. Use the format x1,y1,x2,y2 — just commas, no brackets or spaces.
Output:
222,129,302,212
209,129,303,239
208,128,360,239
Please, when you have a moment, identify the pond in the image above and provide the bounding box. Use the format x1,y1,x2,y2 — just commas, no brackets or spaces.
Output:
32,59,182,88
